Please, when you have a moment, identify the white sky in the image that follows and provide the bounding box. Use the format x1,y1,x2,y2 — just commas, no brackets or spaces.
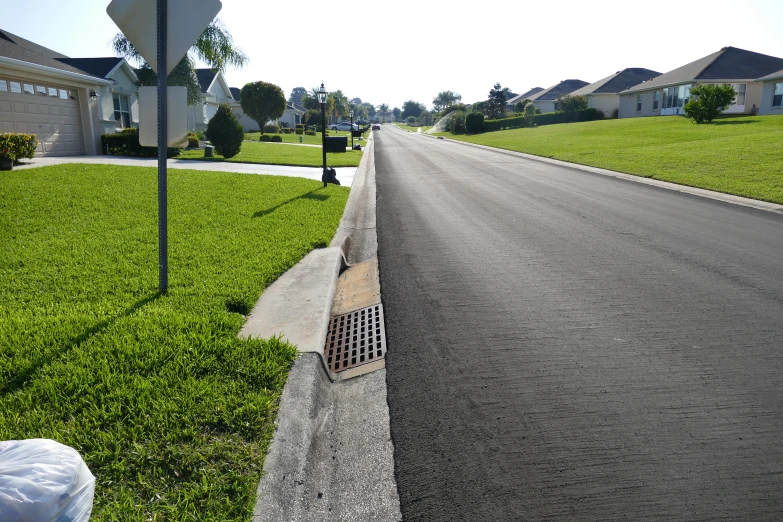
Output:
4,0,783,109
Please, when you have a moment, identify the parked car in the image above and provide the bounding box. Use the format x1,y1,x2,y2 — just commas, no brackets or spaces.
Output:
372,123,381,130
328,122,358,131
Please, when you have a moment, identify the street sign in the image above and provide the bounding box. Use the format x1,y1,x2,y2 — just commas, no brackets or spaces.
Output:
138,86,188,147
107,0,222,75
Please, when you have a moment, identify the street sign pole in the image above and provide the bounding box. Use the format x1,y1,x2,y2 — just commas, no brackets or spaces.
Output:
157,0,168,293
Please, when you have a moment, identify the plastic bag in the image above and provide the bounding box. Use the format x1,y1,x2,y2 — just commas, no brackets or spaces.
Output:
0,439,95,522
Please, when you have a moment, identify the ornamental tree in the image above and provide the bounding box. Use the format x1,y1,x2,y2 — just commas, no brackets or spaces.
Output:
240,81,286,134
684,83,737,123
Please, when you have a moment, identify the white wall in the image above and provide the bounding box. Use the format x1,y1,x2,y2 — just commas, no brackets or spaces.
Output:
758,79,783,115
587,94,620,117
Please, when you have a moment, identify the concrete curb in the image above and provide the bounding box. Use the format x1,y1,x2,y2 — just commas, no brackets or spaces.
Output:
252,132,401,521
401,125,783,215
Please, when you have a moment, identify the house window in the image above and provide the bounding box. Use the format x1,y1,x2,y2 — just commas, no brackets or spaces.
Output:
59,89,68,100
773,83,783,107
36,85,46,95
733,83,746,105
653,91,660,110
113,93,131,128
10,82,21,94
24,84,34,95
636,94,642,112
48,87,57,97
0,80,6,92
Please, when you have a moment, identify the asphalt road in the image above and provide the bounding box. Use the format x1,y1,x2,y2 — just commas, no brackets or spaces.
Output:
375,126,783,521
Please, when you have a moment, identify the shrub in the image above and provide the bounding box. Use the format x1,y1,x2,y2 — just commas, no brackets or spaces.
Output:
295,124,304,135
684,83,737,123
259,135,272,142
195,129,206,140
280,128,294,134
556,94,589,121
270,135,283,142
187,131,199,148
610,108,619,119
206,103,244,158
0,133,38,164
406,116,416,125
465,112,485,134
101,128,180,158
450,112,467,134
263,124,280,134
305,130,316,136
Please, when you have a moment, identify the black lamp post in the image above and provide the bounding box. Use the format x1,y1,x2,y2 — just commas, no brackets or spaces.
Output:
318,82,327,187
350,110,354,150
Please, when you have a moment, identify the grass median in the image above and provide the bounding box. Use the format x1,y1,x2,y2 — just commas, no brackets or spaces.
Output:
180,141,363,167
244,129,370,144
436,114,783,205
0,164,349,520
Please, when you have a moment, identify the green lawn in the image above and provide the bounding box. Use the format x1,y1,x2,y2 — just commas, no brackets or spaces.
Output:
0,164,349,520
244,129,369,145
395,124,432,133
436,114,783,205
180,141,363,167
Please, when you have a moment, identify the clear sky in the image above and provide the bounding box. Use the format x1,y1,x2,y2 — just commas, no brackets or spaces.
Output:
3,0,783,110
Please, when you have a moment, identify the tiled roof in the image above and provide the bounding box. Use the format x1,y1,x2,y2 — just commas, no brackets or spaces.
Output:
570,68,661,96
624,47,783,93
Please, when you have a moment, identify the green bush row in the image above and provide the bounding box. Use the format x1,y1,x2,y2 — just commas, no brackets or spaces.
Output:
305,130,317,136
0,133,38,164
259,135,283,142
263,124,280,134
101,129,181,158
483,108,604,132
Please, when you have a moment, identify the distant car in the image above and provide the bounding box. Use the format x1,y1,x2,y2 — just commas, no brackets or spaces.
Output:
328,122,358,131
372,124,381,130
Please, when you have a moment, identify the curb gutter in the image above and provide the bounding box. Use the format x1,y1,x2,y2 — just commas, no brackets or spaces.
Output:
400,125,783,215
249,134,402,521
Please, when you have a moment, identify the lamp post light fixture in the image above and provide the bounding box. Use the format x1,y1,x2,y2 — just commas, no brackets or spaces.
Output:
350,110,354,150
318,82,328,187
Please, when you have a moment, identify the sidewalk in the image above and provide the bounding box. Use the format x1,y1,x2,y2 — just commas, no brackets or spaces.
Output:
15,155,358,187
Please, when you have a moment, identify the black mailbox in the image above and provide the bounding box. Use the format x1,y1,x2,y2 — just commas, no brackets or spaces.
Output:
324,136,347,153
351,129,363,138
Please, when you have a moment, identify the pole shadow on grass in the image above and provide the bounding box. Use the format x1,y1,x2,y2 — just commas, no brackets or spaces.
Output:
253,189,330,218
1,293,161,395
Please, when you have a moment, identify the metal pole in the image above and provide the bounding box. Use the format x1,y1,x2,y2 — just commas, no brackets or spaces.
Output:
321,101,327,187
157,0,168,293
350,112,354,149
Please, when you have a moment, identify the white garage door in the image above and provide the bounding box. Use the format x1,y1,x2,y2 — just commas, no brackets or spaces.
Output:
0,75,85,156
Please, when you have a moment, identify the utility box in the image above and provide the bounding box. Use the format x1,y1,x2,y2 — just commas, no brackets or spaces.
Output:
324,136,347,153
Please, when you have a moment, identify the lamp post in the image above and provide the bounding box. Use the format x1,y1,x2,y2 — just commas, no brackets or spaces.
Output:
350,110,354,150
318,82,327,187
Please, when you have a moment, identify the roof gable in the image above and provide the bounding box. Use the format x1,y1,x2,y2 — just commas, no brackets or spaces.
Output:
195,68,217,93
55,57,125,79
757,68,783,82
530,80,590,101
229,87,241,100
571,68,661,96
507,87,544,105
0,29,67,58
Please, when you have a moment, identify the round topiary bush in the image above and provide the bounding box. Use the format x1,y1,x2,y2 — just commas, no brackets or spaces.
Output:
206,103,244,158
270,135,282,142
259,135,272,142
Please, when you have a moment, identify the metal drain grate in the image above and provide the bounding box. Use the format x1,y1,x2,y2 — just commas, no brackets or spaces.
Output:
325,304,386,373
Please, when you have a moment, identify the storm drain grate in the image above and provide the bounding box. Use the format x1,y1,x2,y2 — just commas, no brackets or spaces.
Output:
325,304,387,373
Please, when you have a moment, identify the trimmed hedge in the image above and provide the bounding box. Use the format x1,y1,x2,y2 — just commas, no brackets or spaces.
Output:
280,128,294,134
270,135,282,142
295,124,304,135
259,135,284,143
263,124,280,134
0,133,38,164
484,108,604,132
305,130,316,136
187,131,199,148
101,128,181,158
465,113,485,134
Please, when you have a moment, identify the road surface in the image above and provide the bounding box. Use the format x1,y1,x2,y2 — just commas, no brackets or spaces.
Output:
375,126,783,521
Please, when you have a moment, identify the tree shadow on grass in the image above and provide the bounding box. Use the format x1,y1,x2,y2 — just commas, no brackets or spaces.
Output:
713,119,761,125
253,189,330,218
1,292,161,395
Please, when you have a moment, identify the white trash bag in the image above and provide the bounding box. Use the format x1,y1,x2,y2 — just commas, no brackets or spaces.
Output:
0,439,95,522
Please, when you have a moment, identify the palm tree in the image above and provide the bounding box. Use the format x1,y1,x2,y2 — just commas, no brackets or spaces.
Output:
433,90,461,112
112,18,247,105
378,103,389,122
330,90,348,123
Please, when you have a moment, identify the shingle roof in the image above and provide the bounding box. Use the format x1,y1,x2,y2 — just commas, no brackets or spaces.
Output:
529,80,590,101
623,47,783,93
229,87,241,100
55,57,124,79
290,102,306,112
0,29,67,58
507,87,544,105
195,68,217,93
757,68,783,82
570,68,661,96
0,33,95,77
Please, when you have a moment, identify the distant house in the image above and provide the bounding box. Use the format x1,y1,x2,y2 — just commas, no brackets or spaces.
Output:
0,28,140,156
229,86,305,131
528,80,590,113
506,87,544,111
618,47,783,119
568,68,661,117
756,68,783,115
188,68,234,132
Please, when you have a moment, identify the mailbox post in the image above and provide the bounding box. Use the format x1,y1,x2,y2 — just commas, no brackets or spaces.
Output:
350,110,354,149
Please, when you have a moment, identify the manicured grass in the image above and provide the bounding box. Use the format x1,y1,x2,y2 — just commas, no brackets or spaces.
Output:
244,129,369,144
394,124,432,133
0,164,349,520
435,114,783,204
180,141,363,167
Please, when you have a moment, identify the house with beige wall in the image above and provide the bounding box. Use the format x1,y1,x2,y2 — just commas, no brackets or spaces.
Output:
756,69,783,116
619,47,783,119
569,68,660,117
506,87,544,111
0,28,140,156
528,79,589,113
